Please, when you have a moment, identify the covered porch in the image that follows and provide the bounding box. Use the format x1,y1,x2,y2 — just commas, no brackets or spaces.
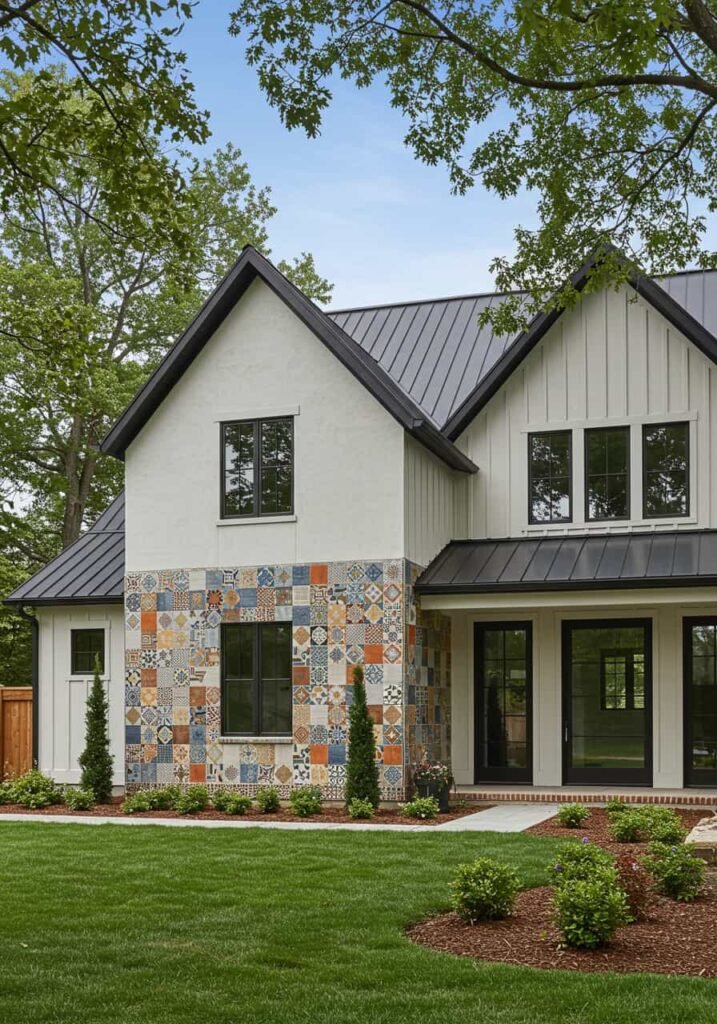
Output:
416,533,717,794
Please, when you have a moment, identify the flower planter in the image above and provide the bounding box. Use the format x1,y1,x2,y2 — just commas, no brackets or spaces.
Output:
416,780,450,813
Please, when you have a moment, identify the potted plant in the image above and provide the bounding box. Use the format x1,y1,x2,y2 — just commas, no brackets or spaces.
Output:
411,758,453,812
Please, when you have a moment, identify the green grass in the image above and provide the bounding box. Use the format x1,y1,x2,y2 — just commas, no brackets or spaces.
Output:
0,823,715,1023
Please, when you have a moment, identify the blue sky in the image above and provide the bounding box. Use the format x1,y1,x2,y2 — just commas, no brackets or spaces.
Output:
181,4,537,308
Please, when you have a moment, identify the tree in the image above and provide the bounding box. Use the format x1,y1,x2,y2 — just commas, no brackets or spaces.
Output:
345,665,381,807
0,1,207,245
78,655,114,802
229,0,717,330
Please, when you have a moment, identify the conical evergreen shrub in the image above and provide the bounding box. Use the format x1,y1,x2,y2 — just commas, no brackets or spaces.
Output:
78,655,114,803
345,665,380,808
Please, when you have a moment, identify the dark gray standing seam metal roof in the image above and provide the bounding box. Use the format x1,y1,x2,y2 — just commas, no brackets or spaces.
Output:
4,493,125,606
416,532,717,594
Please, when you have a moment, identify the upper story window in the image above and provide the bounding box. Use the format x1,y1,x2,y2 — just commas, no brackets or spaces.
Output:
221,417,293,519
528,431,572,523
585,426,630,521
71,628,105,675
221,623,292,737
642,421,689,518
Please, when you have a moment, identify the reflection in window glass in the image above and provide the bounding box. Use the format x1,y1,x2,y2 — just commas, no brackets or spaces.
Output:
529,431,572,522
643,422,689,517
586,427,629,520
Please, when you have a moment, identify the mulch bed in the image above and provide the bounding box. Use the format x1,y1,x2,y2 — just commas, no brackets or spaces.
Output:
407,806,717,977
408,879,717,977
0,800,487,826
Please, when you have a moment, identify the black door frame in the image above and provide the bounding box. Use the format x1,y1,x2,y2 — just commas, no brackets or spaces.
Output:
682,617,717,788
562,618,653,786
473,621,533,785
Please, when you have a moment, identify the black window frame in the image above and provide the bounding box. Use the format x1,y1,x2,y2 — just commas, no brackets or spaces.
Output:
584,425,631,523
527,430,573,524
642,420,690,520
220,622,292,738
70,628,105,675
220,416,294,520
599,649,646,711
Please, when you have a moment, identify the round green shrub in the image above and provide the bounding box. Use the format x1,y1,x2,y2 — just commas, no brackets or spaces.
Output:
402,795,439,820
608,808,646,843
643,842,705,902
174,785,209,815
557,803,590,828
348,797,375,820
213,791,252,815
640,807,687,844
553,876,629,948
64,788,95,811
551,840,614,886
255,786,281,813
606,798,628,816
121,791,154,814
0,781,16,805
289,786,323,817
11,770,63,809
451,858,520,923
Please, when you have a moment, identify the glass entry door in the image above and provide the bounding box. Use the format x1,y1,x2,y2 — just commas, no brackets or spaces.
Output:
563,620,652,785
474,623,532,783
684,619,717,787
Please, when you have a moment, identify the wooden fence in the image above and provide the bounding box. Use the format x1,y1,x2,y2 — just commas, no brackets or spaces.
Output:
0,688,33,779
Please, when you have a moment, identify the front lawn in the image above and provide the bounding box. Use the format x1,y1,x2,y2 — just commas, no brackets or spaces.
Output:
0,824,715,1023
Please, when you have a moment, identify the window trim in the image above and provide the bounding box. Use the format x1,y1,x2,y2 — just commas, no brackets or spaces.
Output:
584,425,631,523
641,420,690,520
220,622,292,738
600,649,645,711
527,430,573,525
70,628,105,676
220,417,294,521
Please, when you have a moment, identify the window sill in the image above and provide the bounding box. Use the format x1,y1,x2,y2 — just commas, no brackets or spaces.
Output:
523,518,698,535
216,515,297,527
219,736,292,745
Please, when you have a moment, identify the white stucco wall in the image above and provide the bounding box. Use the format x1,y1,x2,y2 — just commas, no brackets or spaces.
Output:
124,278,406,571
36,604,125,786
456,285,717,537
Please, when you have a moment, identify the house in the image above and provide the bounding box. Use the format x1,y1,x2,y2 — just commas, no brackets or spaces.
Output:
7,245,717,798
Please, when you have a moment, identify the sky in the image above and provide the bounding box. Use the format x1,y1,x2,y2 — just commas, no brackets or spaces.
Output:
180,4,537,309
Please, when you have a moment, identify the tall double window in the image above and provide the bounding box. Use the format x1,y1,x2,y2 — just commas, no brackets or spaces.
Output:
221,417,293,519
221,623,292,737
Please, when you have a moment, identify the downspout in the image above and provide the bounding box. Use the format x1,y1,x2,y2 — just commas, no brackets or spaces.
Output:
16,608,39,766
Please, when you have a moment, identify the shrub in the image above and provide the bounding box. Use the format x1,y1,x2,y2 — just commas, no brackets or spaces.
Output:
345,665,380,808
174,785,209,815
63,788,95,811
12,770,63,809
403,795,439,820
614,851,655,922
553,876,629,948
146,786,181,811
213,791,252,815
348,797,375,820
609,808,647,843
255,786,281,813
121,791,154,814
0,780,16,804
78,655,114,803
609,805,687,844
606,799,628,816
557,803,590,829
289,786,323,817
644,842,705,902
551,840,614,886
451,858,520,922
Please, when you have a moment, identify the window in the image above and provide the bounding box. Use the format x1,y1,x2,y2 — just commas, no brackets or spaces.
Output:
528,431,572,523
71,629,105,675
642,421,689,518
601,651,645,710
221,623,292,736
585,426,630,521
221,417,293,519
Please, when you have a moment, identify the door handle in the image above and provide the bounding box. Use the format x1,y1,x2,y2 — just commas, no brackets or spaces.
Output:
564,725,569,743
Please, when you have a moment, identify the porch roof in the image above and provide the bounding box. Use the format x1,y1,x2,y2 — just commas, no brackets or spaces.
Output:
416,531,717,594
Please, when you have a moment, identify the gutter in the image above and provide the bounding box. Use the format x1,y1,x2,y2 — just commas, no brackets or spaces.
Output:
15,608,39,766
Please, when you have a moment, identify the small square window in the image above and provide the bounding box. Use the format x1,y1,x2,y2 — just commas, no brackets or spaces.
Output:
71,629,105,675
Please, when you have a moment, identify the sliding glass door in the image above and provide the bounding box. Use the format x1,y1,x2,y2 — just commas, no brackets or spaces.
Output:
474,622,532,784
684,619,717,787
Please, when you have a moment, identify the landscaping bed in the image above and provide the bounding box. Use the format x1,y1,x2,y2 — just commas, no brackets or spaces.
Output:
527,807,709,850
408,875,717,977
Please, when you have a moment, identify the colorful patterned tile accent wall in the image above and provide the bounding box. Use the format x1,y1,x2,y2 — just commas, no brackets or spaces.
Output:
124,560,408,800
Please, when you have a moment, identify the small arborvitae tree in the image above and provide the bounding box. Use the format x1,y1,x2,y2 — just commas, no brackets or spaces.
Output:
78,655,114,803
345,665,380,808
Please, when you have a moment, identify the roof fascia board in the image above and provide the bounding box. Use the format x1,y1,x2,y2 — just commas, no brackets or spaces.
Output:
416,575,717,595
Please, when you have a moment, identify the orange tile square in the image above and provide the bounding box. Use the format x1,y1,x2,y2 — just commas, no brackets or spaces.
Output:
367,704,383,724
140,610,156,634
140,668,157,687
293,665,310,686
310,564,328,585
173,725,189,745
383,745,402,765
189,763,206,783
189,686,205,707
310,744,328,764
364,644,383,664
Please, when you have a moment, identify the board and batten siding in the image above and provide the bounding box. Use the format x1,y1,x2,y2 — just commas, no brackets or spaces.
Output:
36,605,125,786
403,435,467,568
456,285,716,537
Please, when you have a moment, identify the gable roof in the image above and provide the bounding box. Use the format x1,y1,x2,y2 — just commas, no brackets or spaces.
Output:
4,493,125,606
100,247,476,474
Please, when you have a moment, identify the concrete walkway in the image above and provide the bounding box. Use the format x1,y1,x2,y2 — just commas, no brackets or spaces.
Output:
0,803,559,833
